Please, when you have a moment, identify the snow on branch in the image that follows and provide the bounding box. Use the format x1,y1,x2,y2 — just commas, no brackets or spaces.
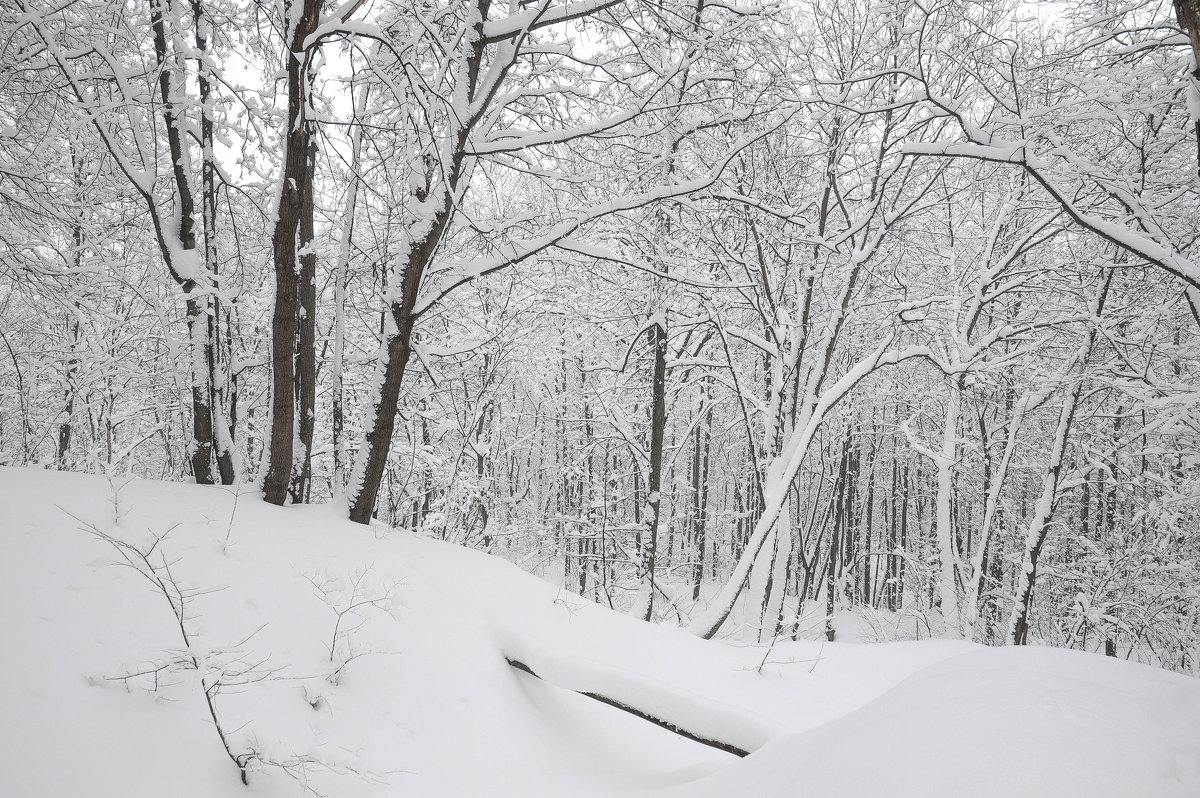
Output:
481,0,626,43
413,107,798,316
901,143,1200,291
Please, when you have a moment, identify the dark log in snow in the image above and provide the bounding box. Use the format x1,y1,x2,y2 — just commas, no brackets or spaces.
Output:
506,657,751,758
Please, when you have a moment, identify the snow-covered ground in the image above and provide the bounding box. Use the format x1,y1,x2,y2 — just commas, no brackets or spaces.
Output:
2,466,1198,797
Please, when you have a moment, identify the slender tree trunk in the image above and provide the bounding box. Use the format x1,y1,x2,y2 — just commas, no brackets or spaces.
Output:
898,462,909,608
1009,274,1110,644
59,151,84,469
825,521,838,642
637,309,668,620
763,500,792,640
192,0,236,485
844,423,859,599
344,0,489,524
148,0,223,485
885,457,900,611
263,0,323,505
57,309,81,469
688,340,911,639
861,429,876,608
962,391,1028,636
331,86,368,493
691,384,711,601
1008,393,1080,645
290,137,319,503
934,381,961,636
826,434,851,641
346,204,454,524
1174,1,1200,174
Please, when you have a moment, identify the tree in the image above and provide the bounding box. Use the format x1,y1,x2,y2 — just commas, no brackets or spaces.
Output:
340,0,784,523
262,0,335,505
10,0,243,484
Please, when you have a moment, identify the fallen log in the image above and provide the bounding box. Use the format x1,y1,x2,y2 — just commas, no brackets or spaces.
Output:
506,657,750,758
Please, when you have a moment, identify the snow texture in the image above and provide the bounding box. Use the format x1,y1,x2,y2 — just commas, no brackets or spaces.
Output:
2,467,1198,797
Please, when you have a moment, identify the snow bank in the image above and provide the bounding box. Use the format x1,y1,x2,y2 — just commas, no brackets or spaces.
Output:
2,467,1196,797
674,645,1200,798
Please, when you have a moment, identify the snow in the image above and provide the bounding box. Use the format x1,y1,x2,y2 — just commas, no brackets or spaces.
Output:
3,466,1199,797
673,647,1200,798
902,141,1200,288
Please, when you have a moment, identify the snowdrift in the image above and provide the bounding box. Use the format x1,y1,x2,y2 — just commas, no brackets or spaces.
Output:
2,466,1197,797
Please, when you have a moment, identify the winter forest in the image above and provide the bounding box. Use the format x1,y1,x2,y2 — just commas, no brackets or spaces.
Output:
3,0,1200,794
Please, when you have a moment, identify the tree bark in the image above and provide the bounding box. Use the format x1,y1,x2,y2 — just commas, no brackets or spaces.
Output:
344,0,487,524
638,309,668,620
192,0,236,485
506,658,750,758
1008,274,1110,644
690,384,711,601
331,84,369,493
290,137,318,503
263,0,323,505
346,234,433,524
59,148,84,469
148,0,222,485
934,381,961,636
1174,1,1200,174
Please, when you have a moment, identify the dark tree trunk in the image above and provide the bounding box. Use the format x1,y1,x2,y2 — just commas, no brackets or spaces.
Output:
347,213,444,523
1011,275,1110,644
349,311,416,524
1174,1,1200,173
826,436,850,641
264,0,323,505
507,658,750,757
691,385,711,601
192,0,236,485
898,463,908,607
343,2,490,524
290,137,318,503
148,0,224,485
57,313,80,469
861,431,875,607
58,147,87,470
885,457,900,611
185,296,217,484
641,311,668,620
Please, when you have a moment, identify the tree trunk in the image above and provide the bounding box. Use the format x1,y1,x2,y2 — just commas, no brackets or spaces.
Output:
263,0,323,505
331,85,368,493
57,312,80,469
290,137,318,503
148,0,224,486
934,381,961,636
1008,274,1110,644
1007,395,1077,646
691,384,711,601
637,309,668,620
343,0,486,524
1174,1,1200,174
348,314,416,524
347,206,456,524
192,0,236,485
185,295,217,484
687,341,912,639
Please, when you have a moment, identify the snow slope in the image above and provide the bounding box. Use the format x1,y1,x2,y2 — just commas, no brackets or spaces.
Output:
2,466,1197,797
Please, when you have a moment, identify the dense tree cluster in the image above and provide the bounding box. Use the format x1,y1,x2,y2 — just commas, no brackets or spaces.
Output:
2,0,1198,669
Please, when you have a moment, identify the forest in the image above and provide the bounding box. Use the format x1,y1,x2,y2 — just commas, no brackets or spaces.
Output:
3,0,1200,777
5,0,1200,793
